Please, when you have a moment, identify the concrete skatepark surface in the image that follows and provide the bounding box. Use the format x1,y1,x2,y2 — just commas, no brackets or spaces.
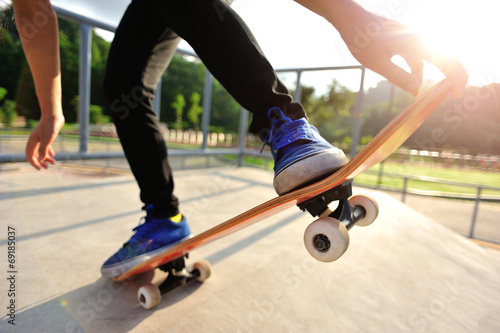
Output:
1,165,499,332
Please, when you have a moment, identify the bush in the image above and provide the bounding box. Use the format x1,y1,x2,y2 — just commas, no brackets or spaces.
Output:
0,99,17,129
90,104,110,124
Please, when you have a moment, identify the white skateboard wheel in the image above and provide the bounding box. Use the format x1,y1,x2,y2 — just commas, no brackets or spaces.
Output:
193,260,212,282
304,217,350,262
137,283,161,310
349,195,379,227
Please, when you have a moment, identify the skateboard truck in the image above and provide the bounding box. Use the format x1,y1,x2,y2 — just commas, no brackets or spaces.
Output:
298,180,378,262
298,180,366,230
156,256,198,295
137,255,212,309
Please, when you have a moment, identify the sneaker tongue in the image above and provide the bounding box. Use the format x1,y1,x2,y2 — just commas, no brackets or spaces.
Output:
271,119,311,149
275,139,312,161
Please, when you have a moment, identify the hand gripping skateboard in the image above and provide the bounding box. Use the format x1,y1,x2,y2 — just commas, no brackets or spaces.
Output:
114,79,452,309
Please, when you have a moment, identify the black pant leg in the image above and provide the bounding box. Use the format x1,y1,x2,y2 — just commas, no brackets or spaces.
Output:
103,0,307,217
103,0,181,217
154,0,306,138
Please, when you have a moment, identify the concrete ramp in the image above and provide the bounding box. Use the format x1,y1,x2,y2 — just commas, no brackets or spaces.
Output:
1,166,499,332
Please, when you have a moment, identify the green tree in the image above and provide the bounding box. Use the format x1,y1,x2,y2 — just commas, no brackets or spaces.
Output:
1,12,243,133
70,95,110,124
0,99,16,128
0,86,17,128
187,92,203,131
15,63,39,120
5,12,111,123
160,55,205,125
159,55,241,133
0,87,6,102
361,80,415,139
210,79,241,133
171,93,186,130
302,80,356,143
359,80,500,154
408,83,500,154
0,4,26,103
89,105,109,124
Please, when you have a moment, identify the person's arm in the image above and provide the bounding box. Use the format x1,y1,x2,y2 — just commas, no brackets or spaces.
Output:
294,0,468,97
12,0,65,170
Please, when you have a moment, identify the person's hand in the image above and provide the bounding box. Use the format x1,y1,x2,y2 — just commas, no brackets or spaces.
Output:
26,113,65,170
340,11,468,97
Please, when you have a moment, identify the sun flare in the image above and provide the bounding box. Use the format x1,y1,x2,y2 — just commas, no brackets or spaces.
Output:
405,0,500,85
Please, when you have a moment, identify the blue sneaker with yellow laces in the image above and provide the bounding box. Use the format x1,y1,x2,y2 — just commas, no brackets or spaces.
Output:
264,107,347,195
101,204,191,278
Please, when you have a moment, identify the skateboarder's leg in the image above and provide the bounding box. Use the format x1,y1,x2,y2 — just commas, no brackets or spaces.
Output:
155,0,304,137
101,0,191,278
103,0,180,218
101,0,347,278
158,0,346,194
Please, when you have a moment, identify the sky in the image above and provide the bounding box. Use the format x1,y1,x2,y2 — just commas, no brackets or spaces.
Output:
50,0,500,93
229,0,500,92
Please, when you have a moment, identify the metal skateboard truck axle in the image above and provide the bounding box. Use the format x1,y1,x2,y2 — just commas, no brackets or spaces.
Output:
299,180,378,262
156,256,199,295
137,256,212,309
297,180,366,230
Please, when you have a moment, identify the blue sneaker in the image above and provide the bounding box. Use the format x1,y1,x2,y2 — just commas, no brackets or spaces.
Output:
264,107,347,195
101,205,192,278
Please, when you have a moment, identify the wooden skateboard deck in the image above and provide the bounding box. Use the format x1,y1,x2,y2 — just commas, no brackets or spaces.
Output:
114,79,451,283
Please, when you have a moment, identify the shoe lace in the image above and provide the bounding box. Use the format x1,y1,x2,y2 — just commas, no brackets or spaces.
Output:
260,107,309,156
121,205,157,248
131,204,157,238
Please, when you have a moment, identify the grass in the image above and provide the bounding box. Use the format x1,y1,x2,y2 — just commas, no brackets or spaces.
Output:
0,129,31,136
355,162,500,197
2,129,499,198
221,155,273,169
221,155,500,197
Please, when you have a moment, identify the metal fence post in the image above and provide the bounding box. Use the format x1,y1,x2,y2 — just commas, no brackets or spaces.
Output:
377,161,385,188
59,135,64,153
349,67,366,158
201,71,213,150
79,23,92,154
469,187,482,239
294,71,303,102
238,108,249,167
106,141,111,169
402,177,409,203
153,79,162,117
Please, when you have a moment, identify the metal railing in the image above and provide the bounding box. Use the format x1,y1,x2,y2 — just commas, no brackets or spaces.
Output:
355,168,500,242
2,133,499,244
0,4,365,166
